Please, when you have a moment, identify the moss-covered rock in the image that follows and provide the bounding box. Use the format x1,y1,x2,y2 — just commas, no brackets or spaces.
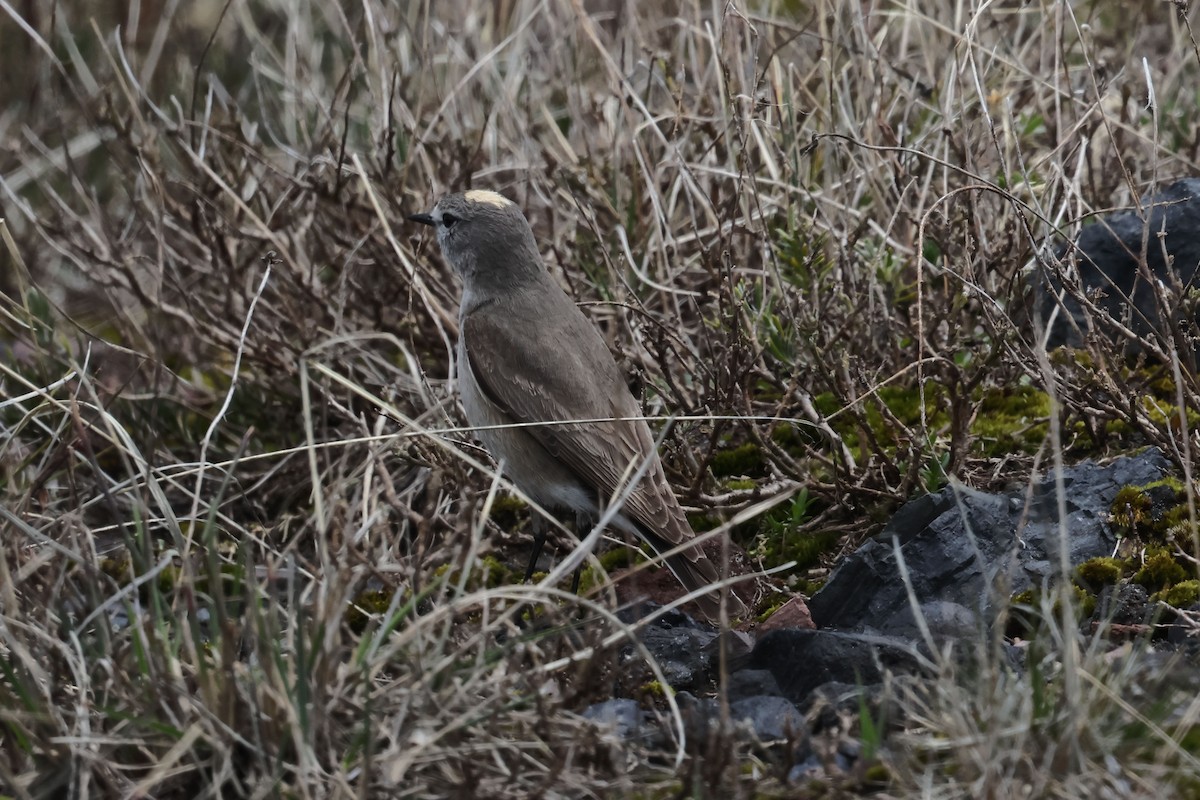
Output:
1111,485,1156,534
1152,579,1200,608
1074,556,1126,590
1110,478,1187,539
1132,550,1189,592
1007,585,1095,638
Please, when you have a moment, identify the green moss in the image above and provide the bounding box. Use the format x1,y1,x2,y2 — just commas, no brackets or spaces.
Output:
1178,724,1200,758
477,555,512,588
809,392,860,451
754,598,787,624
756,528,840,572
156,565,182,592
1165,530,1200,564
599,547,637,572
1152,579,1200,607
1074,557,1126,590
574,569,600,594
1011,589,1036,606
1007,585,1094,638
1162,504,1193,530
1110,479,1186,538
687,513,722,533
1141,394,1200,431
795,578,826,596
868,385,947,432
1147,374,1177,399
1006,590,1039,639
432,556,516,591
1104,418,1133,438
486,493,529,529
770,422,798,446
812,384,953,469
781,380,1048,482
970,385,1051,457
769,420,821,455
99,555,131,580
750,489,838,570
346,588,396,633
1145,476,1187,494
1049,347,1094,369
1075,585,1097,620
1031,358,1200,458
724,478,758,491
863,762,892,786
710,441,766,477
576,546,641,593
1111,486,1153,533
812,391,843,418
1132,551,1189,592
752,380,784,404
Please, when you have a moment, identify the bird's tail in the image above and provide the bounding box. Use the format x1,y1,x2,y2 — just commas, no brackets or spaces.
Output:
662,546,748,622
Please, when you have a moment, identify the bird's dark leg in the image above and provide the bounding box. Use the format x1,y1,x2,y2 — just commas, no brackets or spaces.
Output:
524,512,586,594
570,510,588,595
523,515,548,583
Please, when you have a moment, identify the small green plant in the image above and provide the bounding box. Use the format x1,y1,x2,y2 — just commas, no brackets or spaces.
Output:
920,447,951,493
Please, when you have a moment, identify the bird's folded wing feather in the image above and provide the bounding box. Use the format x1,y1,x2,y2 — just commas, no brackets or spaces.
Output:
461,297,688,545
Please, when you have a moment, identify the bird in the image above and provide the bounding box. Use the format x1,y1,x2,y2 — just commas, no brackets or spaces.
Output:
407,189,747,620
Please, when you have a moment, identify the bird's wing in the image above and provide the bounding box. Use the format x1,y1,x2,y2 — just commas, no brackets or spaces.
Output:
462,288,746,619
460,289,690,545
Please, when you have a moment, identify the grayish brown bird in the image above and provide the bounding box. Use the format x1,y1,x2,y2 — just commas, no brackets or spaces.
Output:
408,189,746,619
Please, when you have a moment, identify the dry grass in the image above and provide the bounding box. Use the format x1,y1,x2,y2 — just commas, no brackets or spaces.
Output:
2,0,1200,796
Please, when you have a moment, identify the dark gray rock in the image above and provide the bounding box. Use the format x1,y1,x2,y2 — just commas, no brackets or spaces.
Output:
725,668,784,702
801,681,879,734
1090,583,1156,628
582,699,648,739
616,603,703,629
1166,603,1200,658
673,691,721,741
744,629,922,705
1038,177,1200,349
634,625,719,690
787,754,824,783
808,449,1170,632
882,600,980,645
612,449,1181,718
729,695,806,741
835,738,862,772
1106,648,1200,722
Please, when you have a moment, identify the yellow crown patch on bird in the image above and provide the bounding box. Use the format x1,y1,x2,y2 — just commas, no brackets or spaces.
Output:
464,189,513,208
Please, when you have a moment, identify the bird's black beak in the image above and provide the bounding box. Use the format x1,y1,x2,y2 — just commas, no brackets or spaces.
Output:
407,212,436,226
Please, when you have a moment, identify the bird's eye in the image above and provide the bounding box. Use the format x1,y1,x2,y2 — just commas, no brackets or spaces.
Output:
441,213,460,229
